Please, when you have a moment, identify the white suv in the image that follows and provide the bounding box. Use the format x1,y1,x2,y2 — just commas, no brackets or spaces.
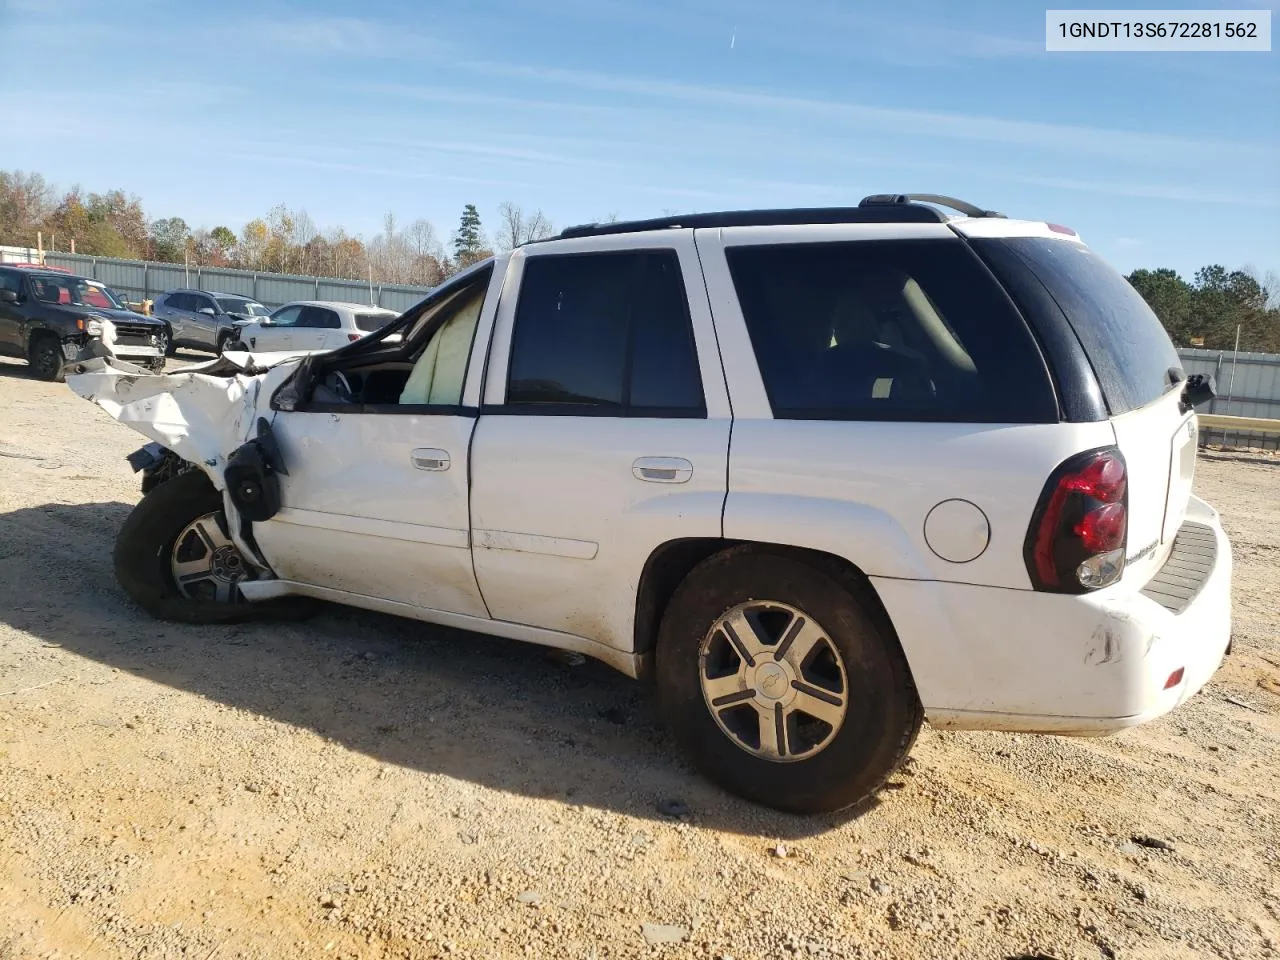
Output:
228,300,401,354
68,196,1231,814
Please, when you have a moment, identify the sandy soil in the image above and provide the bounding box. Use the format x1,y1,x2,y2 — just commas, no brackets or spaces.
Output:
1,353,1278,960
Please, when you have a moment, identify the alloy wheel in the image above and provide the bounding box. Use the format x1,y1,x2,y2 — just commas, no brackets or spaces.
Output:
699,600,849,762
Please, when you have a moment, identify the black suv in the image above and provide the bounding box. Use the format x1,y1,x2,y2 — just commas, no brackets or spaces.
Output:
0,265,167,381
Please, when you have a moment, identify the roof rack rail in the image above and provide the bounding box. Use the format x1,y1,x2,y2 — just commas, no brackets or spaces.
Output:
858,194,1006,219
555,202,952,240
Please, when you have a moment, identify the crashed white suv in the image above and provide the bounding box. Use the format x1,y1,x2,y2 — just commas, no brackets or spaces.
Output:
68,195,1231,814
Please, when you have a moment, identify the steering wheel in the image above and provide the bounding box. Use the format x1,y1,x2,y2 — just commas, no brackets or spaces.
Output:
329,371,354,401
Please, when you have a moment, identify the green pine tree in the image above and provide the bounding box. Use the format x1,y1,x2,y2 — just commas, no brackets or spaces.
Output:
453,204,484,266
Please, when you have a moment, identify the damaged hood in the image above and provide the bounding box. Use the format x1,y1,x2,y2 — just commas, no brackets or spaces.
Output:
65,351,304,489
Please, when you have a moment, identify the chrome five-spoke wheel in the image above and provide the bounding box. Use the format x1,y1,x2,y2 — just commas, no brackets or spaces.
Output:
170,512,253,603
699,600,848,762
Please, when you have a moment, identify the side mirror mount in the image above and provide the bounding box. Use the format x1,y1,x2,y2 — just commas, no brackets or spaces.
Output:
1181,373,1216,413
0,289,18,304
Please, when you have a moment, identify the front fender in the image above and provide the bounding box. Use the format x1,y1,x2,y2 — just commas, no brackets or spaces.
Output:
65,357,265,491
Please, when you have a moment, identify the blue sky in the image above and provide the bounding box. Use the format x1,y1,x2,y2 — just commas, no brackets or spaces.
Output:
1,0,1277,277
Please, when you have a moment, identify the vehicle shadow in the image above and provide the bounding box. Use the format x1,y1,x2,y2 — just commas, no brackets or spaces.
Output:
0,500,890,838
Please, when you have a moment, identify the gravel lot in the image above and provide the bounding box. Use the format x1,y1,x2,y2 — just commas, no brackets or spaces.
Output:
1,353,1278,960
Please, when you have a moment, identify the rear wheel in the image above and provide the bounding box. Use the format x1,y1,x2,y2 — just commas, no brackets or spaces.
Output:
114,470,311,623
28,334,65,382
656,548,922,814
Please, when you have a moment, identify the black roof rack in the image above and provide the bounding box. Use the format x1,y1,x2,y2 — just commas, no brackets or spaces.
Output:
858,193,1006,219
554,194,1003,240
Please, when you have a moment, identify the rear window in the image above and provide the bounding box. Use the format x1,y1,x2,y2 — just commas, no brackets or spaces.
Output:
973,238,1181,415
355,312,395,332
725,239,1057,423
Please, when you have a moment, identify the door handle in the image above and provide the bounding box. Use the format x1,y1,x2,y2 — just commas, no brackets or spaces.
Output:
411,448,451,471
632,457,693,484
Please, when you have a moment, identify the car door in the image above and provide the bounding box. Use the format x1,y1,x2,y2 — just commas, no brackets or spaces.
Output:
293,305,342,352
468,234,732,655
0,270,25,356
187,292,219,348
250,266,503,616
249,305,301,351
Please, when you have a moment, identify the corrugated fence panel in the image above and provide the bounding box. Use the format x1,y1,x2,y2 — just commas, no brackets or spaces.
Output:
39,252,433,312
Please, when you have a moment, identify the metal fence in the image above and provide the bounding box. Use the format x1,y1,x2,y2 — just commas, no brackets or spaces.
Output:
26,250,434,314
1178,347,1280,451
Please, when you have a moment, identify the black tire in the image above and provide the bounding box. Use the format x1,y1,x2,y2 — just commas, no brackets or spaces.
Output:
159,326,175,357
28,334,65,382
114,469,312,624
655,547,922,814
146,357,166,375
217,331,236,354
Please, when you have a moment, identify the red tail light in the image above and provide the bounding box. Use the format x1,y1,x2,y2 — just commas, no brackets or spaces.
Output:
1025,447,1128,592
347,333,361,342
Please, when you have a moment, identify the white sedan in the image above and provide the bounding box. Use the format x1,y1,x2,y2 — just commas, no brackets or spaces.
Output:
228,301,400,353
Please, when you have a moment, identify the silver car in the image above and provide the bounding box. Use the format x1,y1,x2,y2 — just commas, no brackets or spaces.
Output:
151,289,271,355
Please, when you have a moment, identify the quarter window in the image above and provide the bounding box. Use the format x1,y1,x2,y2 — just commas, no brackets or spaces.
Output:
505,251,705,416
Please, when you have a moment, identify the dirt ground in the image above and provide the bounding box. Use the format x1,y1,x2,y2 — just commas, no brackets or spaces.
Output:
1,353,1278,960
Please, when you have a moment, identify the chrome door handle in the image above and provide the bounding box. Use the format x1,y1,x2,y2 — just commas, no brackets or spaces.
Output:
632,456,693,484
411,448,450,471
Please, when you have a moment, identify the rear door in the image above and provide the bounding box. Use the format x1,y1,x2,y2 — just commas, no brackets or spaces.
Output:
968,232,1192,585
293,306,343,352
468,233,731,654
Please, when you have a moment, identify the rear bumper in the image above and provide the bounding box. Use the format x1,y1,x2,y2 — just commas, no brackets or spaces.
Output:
873,494,1232,735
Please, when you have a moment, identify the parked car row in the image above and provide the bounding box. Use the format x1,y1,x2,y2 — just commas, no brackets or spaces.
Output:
0,263,407,380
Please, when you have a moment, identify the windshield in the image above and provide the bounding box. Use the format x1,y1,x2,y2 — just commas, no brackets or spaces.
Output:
31,276,124,310
355,311,397,332
217,297,269,316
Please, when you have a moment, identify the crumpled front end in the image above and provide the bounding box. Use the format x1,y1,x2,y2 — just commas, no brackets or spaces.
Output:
64,352,303,491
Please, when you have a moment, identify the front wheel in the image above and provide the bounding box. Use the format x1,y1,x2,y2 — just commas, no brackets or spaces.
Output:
28,335,66,382
158,326,174,357
217,331,239,354
113,470,310,623
656,548,922,814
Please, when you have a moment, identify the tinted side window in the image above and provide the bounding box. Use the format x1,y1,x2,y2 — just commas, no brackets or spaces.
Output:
297,307,340,329
506,251,704,415
725,239,1057,423
0,270,21,294
972,238,1181,415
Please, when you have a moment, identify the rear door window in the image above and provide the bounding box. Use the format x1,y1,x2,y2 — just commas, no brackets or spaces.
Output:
971,238,1182,415
725,239,1057,423
506,250,705,416
296,306,340,329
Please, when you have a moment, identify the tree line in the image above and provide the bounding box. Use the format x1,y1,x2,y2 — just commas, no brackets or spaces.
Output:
1,168,1277,352
0,170,562,288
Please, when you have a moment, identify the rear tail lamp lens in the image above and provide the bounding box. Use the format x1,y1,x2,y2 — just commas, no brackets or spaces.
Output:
1025,448,1128,592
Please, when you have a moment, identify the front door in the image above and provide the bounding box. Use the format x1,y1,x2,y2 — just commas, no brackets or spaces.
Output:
468,236,732,654
250,306,300,351
250,267,499,616
0,270,25,356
